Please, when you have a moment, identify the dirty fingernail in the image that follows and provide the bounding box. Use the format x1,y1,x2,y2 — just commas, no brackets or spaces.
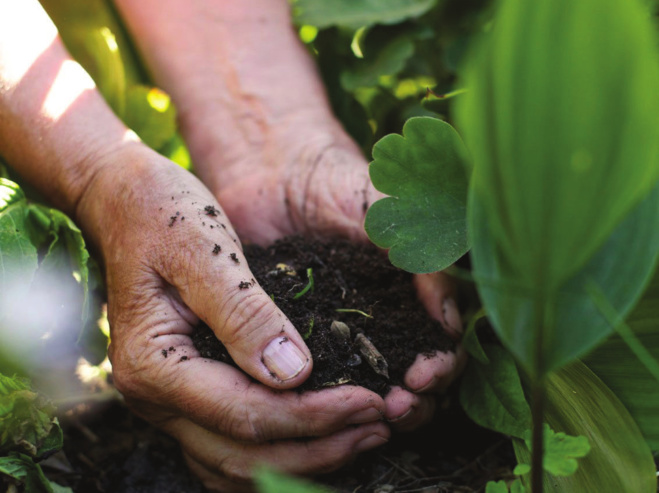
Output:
442,297,463,335
263,337,308,381
347,407,383,425
355,433,389,453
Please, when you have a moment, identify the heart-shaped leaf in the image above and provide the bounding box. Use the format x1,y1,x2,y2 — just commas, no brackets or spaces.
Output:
365,117,470,273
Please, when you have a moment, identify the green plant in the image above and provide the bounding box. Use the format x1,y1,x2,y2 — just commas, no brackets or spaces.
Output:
362,0,659,491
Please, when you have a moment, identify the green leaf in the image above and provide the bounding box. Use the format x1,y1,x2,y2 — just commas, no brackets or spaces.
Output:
0,452,55,493
469,181,659,375
124,85,178,150
519,425,590,477
365,117,470,273
584,266,659,450
459,344,531,439
255,467,332,493
461,308,489,364
510,479,527,493
291,0,437,30
0,374,61,458
513,361,656,492
457,0,659,292
340,35,415,91
485,481,509,493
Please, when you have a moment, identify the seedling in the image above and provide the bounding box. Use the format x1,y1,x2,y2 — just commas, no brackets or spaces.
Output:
293,268,314,300
335,308,373,319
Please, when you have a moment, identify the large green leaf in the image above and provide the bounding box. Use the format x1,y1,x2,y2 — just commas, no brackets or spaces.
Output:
365,117,470,273
470,182,659,375
513,362,656,493
460,344,531,439
457,0,659,292
291,0,437,30
584,267,659,450
0,180,106,369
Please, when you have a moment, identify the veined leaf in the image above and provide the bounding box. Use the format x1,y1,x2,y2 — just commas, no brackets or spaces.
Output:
291,0,437,30
460,344,531,439
365,117,470,273
584,266,659,450
513,361,656,492
470,180,659,375
457,0,659,293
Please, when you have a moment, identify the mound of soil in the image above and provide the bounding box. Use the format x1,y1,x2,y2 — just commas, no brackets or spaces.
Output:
192,236,454,396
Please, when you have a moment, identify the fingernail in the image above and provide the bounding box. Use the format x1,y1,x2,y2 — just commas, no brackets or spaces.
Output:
410,376,438,393
263,337,308,381
355,433,389,453
442,297,463,335
347,407,383,425
388,408,413,424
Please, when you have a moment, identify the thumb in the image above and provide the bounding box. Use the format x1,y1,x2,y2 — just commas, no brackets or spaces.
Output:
160,207,312,390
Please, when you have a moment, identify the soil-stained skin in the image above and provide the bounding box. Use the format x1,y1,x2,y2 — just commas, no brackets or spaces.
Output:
192,236,454,396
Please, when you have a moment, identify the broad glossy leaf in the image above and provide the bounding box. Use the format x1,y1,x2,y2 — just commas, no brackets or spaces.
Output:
470,182,659,375
457,0,659,292
513,361,656,492
459,344,531,439
365,117,470,273
255,467,331,493
291,0,437,30
584,266,659,450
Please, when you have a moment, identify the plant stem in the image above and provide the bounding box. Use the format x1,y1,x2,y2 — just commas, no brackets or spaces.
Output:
531,378,545,493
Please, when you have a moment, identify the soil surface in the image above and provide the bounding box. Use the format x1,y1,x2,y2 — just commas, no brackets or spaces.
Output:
192,236,455,396
46,392,514,493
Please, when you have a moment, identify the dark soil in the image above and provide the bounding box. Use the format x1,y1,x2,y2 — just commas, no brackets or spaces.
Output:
47,392,514,493
192,236,454,396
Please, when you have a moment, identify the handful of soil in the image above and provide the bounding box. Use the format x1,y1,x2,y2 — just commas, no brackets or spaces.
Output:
192,236,454,396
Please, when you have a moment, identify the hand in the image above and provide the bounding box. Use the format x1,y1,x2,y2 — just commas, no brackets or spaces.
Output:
193,125,467,432
75,146,390,491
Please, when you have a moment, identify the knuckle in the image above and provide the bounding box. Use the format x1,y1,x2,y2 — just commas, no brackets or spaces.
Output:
220,293,276,347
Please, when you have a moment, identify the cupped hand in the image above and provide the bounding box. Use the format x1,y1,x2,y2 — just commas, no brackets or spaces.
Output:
194,127,467,433
74,145,389,490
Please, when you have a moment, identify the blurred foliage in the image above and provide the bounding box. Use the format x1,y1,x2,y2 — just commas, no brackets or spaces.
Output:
297,0,494,154
0,374,71,492
0,178,106,370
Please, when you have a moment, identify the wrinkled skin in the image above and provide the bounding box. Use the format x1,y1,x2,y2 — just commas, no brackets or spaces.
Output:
0,1,467,491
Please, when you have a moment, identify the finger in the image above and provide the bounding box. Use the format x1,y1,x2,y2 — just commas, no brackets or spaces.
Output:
414,272,463,340
167,418,390,486
112,333,386,442
384,387,436,432
153,192,314,389
404,346,468,394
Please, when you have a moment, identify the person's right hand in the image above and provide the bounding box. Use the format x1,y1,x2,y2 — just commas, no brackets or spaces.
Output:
75,145,389,492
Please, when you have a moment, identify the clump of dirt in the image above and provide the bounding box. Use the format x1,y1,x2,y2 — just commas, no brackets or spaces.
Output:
192,236,454,396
